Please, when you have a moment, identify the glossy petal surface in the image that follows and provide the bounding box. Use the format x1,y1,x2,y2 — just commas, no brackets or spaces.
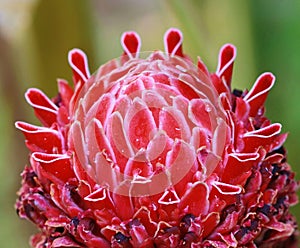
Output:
16,28,299,247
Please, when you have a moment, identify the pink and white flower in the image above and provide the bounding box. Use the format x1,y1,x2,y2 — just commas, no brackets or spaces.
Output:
16,28,298,247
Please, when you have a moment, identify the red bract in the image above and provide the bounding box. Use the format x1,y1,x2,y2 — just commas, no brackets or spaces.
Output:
16,28,299,247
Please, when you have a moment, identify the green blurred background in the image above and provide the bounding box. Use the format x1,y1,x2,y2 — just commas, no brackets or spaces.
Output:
0,0,299,247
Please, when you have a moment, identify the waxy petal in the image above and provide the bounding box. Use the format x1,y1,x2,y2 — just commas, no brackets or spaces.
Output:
212,181,242,195
197,56,210,77
242,123,282,152
121,31,141,59
85,118,116,164
50,184,83,218
221,152,260,185
84,186,115,211
164,28,183,57
159,106,191,142
85,92,115,129
146,130,172,165
57,79,74,109
165,140,197,196
124,98,157,150
189,98,215,131
124,151,153,178
68,48,90,85
179,182,209,216
158,188,180,205
32,152,74,184
244,73,275,117
212,118,228,158
107,111,134,171
51,237,81,247
235,97,250,121
25,88,58,127
216,44,236,87
15,28,298,247
15,121,63,153
202,212,220,238
69,121,91,175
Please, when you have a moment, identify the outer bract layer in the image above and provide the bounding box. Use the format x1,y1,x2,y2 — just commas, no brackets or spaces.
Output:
16,28,299,247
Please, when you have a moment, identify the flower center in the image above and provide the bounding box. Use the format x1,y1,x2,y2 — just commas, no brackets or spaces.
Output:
69,53,226,197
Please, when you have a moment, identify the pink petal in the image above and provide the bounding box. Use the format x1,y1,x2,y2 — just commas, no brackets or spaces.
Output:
202,151,221,178
190,127,211,151
216,44,236,87
133,207,158,236
82,79,115,113
179,182,209,216
235,97,250,121
197,56,210,77
84,186,114,210
57,79,74,109
153,83,181,105
243,73,275,117
242,123,282,152
147,130,172,166
107,112,134,172
158,188,180,205
32,152,74,184
164,28,183,57
15,121,63,153
221,152,260,185
189,98,215,131
121,31,141,59
68,48,90,85
142,89,168,127
215,212,240,235
84,186,108,202
165,140,196,196
114,95,131,119
124,98,157,150
112,192,134,220
129,224,151,246
201,212,220,238
76,223,111,248
219,93,231,111
85,118,116,164
69,79,85,116
173,95,195,130
264,153,284,164
69,120,88,162
119,78,145,97
264,218,295,241
85,93,115,129
25,88,58,127
151,73,170,85
52,237,81,247
212,181,242,195
159,106,191,142
212,118,228,157
57,106,69,126
217,232,238,247
170,78,200,100
94,151,120,190
124,153,153,178
211,74,231,98
50,184,83,218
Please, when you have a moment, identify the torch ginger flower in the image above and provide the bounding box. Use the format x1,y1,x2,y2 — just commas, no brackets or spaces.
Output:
15,28,299,247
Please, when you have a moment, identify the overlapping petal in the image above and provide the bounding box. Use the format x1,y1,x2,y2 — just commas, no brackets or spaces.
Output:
15,28,298,247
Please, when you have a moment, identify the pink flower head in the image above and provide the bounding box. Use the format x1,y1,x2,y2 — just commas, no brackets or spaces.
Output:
16,28,299,247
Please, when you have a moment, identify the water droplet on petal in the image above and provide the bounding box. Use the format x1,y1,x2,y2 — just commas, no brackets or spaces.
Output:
205,104,212,112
